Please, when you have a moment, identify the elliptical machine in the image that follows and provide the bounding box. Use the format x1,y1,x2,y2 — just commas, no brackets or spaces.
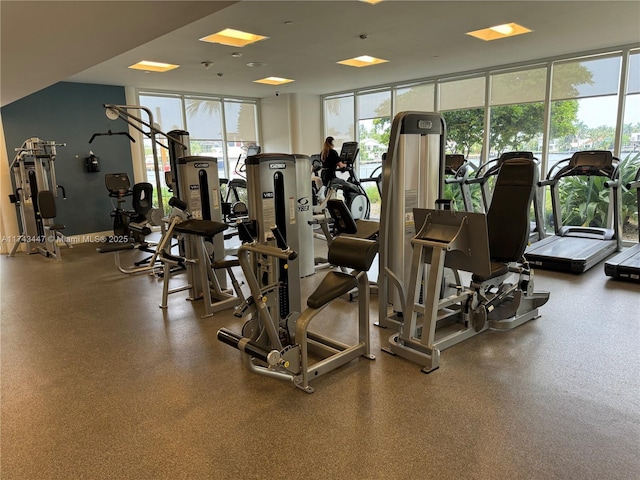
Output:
317,142,371,220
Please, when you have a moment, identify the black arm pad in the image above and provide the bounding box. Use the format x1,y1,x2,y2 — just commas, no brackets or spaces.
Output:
327,236,378,272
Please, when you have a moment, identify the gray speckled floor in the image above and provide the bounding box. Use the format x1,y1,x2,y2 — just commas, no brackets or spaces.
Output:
1,241,639,480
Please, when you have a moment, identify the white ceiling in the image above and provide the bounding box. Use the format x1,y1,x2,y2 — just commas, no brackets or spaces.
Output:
2,1,640,107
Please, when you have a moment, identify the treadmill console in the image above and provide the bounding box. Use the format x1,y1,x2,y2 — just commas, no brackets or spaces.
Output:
569,150,613,175
445,154,466,174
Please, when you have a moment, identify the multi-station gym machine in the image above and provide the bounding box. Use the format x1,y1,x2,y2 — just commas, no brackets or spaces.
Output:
9,137,71,260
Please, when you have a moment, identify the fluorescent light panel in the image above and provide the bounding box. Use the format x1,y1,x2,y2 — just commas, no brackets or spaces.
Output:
128,61,179,72
466,23,532,41
337,55,389,68
359,0,385,4
200,28,268,47
253,77,294,85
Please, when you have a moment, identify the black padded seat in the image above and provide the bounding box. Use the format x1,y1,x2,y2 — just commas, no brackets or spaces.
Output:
328,236,378,272
471,262,510,283
307,272,358,309
343,220,379,240
212,255,240,269
174,219,228,238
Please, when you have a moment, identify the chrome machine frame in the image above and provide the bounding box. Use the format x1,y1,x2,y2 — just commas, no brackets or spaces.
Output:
9,137,71,259
377,112,447,329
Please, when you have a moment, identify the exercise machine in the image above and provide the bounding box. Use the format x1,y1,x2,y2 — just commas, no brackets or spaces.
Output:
525,150,622,273
158,197,244,317
377,112,446,330
383,157,549,372
316,142,371,220
97,105,188,273
104,173,154,243
217,213,377,393
8,137,72,259
245,153,315,280
466,151,545,241
604,165,640,281
444,153,474,211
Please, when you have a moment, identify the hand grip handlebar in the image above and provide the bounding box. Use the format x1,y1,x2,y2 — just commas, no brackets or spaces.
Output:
270,226,297,260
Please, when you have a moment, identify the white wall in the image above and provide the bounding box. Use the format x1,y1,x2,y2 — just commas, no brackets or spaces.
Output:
0,112,20,253
260,93,321,156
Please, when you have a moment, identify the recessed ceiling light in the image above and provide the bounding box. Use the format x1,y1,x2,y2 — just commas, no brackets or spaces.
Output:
466,23,532,41
246,62,267,67
253,77,294,85
337,55,389,67
359,0,385,4
128,61,180,72
199,28,269,48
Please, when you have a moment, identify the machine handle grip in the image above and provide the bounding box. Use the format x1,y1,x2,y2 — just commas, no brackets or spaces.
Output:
538,179,555,187
168,196,188,211
58,185,67,199
237,220,256,244
270,226,297,260
271,226,287,249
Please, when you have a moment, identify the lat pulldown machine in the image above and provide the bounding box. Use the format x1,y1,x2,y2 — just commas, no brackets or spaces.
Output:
9,137,71,260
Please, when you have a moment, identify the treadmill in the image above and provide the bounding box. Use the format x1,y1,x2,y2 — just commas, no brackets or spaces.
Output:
525,150,622,273
444,154,474,211
604,166,640,281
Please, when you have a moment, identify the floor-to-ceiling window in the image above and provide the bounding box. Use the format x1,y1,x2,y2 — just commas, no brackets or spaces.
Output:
439,75,485,210
322,45,639,237
620,50,640,240
324,94,355,150
137,91,259,212
547,54,621,230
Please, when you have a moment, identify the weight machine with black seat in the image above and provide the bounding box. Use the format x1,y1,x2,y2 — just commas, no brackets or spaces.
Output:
8,137,72,259
217,218,377,393
158,197,244,317
383,157,549,372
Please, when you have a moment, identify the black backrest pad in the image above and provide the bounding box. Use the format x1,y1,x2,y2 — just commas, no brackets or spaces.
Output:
105,173,131,194
327,199,358,235
132,183,153,216
487,158,537,262
37,190,57,219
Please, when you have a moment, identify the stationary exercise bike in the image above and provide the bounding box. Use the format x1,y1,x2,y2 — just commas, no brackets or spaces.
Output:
104,173,154,243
